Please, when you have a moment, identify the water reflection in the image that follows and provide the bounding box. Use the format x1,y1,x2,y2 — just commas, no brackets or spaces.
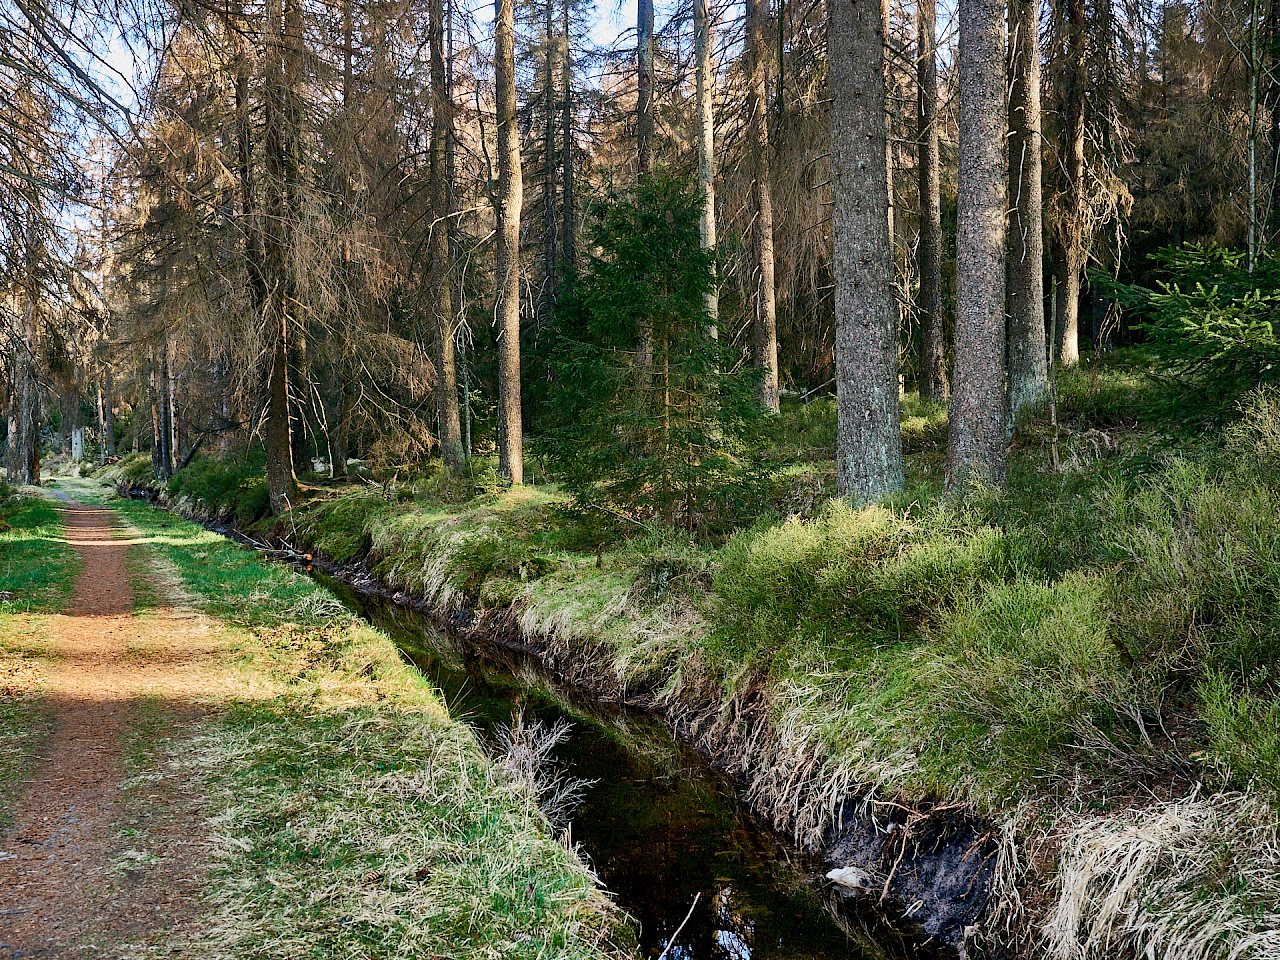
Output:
330,583,874,959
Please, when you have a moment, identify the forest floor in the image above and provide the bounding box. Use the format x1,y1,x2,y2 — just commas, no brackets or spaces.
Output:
0,483,629,960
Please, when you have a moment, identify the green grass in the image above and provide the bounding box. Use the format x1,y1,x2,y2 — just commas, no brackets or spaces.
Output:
0,493,78,611
111,498,633,959
117,352,1280,957
0,491,76,825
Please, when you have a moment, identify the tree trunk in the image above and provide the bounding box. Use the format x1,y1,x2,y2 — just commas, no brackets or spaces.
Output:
829,0,904,501
495,0,525,485
5,325,40,486
947,0,1009,487
262,0,300,512
638,0,654,174
1006,0,1047,420
167,343,181,474
1057,0,1085,366
917,0,948,401
99,367,116,461
694,0,718,327
746,0,780,412
216,352,235,455
265,324,296,510
332,353,358,477
430,0,464,468
149,344,169,481
560,0,576,284
542,0,558,312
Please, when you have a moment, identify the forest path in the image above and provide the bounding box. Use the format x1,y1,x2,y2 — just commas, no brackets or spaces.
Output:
0,499,210,959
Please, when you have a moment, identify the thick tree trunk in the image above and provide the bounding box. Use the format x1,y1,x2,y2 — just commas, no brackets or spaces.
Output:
746,0,780,412
947,0,1009,487
430,0,464,468
495,0,525,485
1006,0,1047,420
638,0,654,174
829,0,904,501
1057,0,1086,366
917,0,947,401
694,0,718,327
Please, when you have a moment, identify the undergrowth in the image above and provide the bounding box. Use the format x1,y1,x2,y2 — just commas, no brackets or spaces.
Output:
118,352,1280,957
114,499,633,959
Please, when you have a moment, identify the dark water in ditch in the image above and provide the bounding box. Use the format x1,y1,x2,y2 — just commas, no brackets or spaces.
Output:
326,580,876,960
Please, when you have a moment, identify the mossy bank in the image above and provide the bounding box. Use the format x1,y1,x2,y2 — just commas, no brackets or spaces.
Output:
110,359,1280,960
36,480,635,959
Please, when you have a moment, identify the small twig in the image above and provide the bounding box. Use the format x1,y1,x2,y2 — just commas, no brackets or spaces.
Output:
656,892,701,960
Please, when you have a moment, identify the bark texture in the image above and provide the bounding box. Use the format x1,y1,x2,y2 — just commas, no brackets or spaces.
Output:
829,0,904,501
1007,0,1047,420
637,0,654,174
6,318,40,486
947,0,1009,487
495,0,525,485
262,0,301,512
430,0,464,468
560,0,575,283
694,0,718,327
746,0,780,412
917,0,948,401
1057,0,1086,366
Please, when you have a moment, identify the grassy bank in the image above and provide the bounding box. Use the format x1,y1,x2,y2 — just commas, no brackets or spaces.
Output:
0,489,78,825
113,354,1280,958
102,493,633,959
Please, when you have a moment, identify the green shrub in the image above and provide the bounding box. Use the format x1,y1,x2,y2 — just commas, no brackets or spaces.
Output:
115,452,156,486
542,175,766,535
1102,458,1280,682
168,454,271,523
710,500,1012,668
295,489,389,563
938,574,1126,791
1107,243,1280,425
1200,672,1280,799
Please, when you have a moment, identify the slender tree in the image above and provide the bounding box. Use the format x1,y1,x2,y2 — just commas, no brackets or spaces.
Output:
638,0,654,174
829,0,903,500
560,0,576,283
745,0,779,411
1056,0,1086,366
541,0,558,308
262,0,302,512
495,0,525,484
430,0,464,468
1007,0,1047,419
694,0,718,326
947,0,1009,487
917,0,947,401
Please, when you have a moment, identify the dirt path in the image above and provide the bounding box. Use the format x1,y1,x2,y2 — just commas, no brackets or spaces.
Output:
0,502,209,959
